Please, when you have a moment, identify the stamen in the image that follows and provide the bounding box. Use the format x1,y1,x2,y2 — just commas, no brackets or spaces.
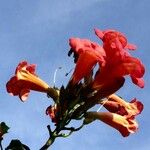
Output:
53,67,62,86
97,98,109,112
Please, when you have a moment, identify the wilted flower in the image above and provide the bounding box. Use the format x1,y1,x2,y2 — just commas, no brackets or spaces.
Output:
46,105,59,123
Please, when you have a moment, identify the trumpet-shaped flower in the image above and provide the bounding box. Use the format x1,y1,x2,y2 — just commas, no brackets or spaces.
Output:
85,111,138,137
92,29,145,89
6,61,50,101
69,38,106,85
100,94,143,117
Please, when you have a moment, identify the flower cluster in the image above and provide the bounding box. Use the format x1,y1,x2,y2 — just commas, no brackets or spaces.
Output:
85,94,143,137
69,29,144,89
6,28,145,147
68,28,145,136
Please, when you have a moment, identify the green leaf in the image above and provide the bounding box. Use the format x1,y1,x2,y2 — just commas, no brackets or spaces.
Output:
0,122,9,136
6,139,30,150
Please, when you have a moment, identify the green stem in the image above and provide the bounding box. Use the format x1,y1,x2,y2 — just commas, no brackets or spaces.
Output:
40,137,55,150
62,124,84,132
40,125,56,150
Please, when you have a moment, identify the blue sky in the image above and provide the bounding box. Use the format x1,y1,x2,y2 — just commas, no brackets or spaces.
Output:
0,0,150,149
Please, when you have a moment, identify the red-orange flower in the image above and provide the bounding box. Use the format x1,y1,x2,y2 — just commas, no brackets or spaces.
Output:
85,111,138,137
69,29,144,92
69,38,106,85
85,94,143,137
6,61,50,101
100,94,143,117
92,29,145,89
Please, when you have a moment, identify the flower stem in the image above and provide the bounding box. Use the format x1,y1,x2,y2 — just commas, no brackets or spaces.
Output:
40,121,85,149
40,137,55,150
40,126,56,150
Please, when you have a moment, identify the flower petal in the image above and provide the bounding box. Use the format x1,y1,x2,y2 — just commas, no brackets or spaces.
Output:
125,44,137,50
131,76,145,88
19,89,30,102
94,28,104,39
